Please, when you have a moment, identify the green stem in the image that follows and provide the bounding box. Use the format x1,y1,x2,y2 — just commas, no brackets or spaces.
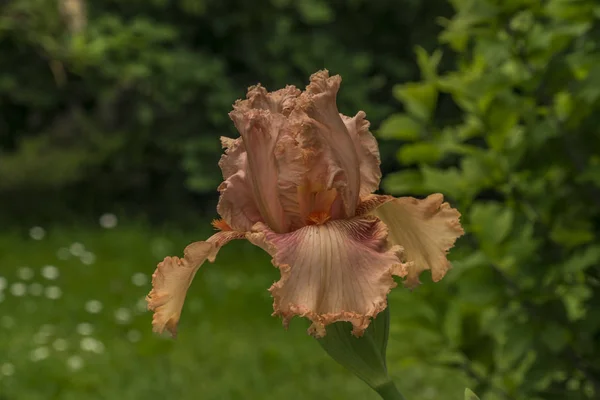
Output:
375,380,406,400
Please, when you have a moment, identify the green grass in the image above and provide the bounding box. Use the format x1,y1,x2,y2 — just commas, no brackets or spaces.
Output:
0,220,470,400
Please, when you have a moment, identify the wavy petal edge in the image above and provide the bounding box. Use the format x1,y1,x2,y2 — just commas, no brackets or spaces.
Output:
248,217,407,338
146,230,245,337
358,193,464,289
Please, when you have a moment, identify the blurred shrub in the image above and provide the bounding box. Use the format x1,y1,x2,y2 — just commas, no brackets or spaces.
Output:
380,0,600,399
0,0,450,220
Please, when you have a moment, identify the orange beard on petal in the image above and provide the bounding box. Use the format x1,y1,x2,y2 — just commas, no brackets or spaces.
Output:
211,219,232,231
306,211,331,226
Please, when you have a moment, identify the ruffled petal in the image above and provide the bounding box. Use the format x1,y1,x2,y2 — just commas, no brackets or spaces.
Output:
272,123,308,230
360,194,465,289
217,170,262,232
342,111,381,196
298,70,361,217
218,136,246,180
248,216,406,338
277,116,347,226
238,84,301,116
146,231,245,337
229,109,289,233
216,136,263,231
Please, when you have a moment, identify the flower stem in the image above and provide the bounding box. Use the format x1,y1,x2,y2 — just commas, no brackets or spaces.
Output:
375,380,406,400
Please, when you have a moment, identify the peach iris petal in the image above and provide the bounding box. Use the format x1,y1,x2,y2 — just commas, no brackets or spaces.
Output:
342,111,382,197
242,84,301,115
217,170,263,232
298,71,361,218
216,136,263,231
229,109,289,233
293,130,346,223
146,70,465,340
146,231,244,336
273,121,311,230
225,84,301,233
248,216,407,338
273,111,346,229
361,194,465,289
218,136,246,180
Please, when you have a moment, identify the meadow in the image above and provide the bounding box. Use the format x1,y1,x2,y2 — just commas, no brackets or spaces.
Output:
0,218,469,400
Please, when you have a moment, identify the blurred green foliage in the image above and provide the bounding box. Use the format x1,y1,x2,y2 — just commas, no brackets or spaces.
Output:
379,0,600,399
0,0,449,221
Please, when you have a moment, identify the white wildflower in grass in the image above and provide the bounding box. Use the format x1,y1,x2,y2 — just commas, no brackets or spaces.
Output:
131,272,147,287
114,308,132,324
99,213,118,229
17,267,34,280
84,300,102,314
76,323,94,336
66,355,84,371
10,282,26,297
41,265,60,280
44,286,62,300
29,226,45,240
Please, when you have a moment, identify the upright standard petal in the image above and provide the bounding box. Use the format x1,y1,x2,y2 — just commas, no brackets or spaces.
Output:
146,230,244,337
229,109,289,233
218,136,246,180
217,170,263,232
342,111,382,196
360,194,464,289
242,84,301,116
298,70,361,217
248,216,406,338
272,125,311,230
216,136,264,231
275,112,347,228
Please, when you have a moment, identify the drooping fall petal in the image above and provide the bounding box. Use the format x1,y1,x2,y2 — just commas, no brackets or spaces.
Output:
298,70,361,218
229,109,289,233
248,216,406,338
360,194,465,289
146,231,244,336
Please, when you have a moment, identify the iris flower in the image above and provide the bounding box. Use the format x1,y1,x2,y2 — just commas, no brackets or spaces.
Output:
146,70,464,338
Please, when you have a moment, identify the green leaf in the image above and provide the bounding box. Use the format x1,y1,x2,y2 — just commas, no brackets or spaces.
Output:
317,310,390,390
550,222,594,248
464,388,481,400
393,82,437,121
443,301,463,348
296,0,334,23
378,114,421,141
540,322,571,353
421,166,463,199
382,170,428,195
554,91,573,121
443,250,487,283
397,142,442,165
559,285,593,321
501,323,534,368
369,306,390,368
415,46,442,82
563,245,600,274
469,202,514,245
